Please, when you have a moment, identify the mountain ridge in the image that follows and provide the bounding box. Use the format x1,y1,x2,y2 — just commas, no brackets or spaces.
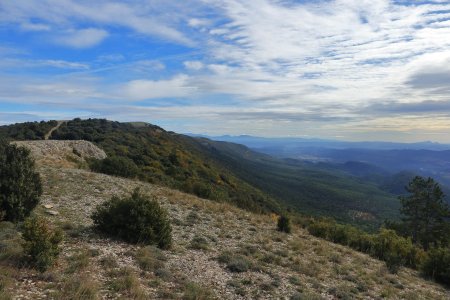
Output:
0,119,404,229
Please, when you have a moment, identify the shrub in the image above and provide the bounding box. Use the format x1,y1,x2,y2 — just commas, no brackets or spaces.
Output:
66,250,91,274
0,266,15,299
421,247,450,285
0,141,42,222
307,220,332,239
371,229,423,270
183,282,214,300
277,215,291,233
22,215,63,272
307,219,427,273
109,267,146,299
189,236,209,250
56,274,99,300
0,221,23,265
135,246,166,272
91,188,172,249
217,251,252,272
89,156,139,178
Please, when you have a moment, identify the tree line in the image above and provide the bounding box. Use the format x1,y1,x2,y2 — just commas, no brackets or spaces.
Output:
305,176,450,285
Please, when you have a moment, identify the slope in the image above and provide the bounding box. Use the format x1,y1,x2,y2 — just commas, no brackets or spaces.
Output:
1,119,400,228
186,138,399,229
1,140,448,299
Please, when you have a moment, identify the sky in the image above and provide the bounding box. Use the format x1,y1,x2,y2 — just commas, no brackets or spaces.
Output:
1,0,450,142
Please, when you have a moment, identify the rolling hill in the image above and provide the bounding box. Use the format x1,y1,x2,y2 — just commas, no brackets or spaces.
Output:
1,119,402,229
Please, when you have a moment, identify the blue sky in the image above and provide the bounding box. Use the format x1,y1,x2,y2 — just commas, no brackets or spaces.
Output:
1,0,450,142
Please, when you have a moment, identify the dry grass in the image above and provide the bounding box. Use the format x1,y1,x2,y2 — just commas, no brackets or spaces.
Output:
3,143,448,299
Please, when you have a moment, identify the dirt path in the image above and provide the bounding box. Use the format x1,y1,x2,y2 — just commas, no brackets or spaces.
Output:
44,120,65,140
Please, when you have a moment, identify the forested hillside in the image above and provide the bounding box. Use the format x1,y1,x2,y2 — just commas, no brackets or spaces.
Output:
49,119,281,214
1,119,400,228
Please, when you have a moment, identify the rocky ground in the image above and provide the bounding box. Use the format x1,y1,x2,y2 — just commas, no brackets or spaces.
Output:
1,141,449,299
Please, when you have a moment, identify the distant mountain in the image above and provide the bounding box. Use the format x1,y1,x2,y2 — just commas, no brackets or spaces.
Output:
198,134,450,203
191,134,450,151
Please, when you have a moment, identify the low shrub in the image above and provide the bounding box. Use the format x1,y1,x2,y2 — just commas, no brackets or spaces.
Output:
135,246,166,272
277,215,291,233
183,282,214,300
189,236,209,250
66,250,91,274
91,188,172,249
22,215,63,272
217,251,252,272
421,247,450,285
0,266,16,299
0,222,23,265
89,156,139,179
56,274,99,300
109,267,146,299
307,219,426,274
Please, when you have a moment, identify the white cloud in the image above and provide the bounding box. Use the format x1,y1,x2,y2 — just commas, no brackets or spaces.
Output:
188,18,210,28
55,28,109,49
0,59,89,70
123,75,195,100
0,0,195,46
196,0,450,108
20,22,51,31
184,60,204,70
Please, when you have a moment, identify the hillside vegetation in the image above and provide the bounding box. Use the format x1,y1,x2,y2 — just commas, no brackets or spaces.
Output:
194,139,399,229
0,119,402,228
50,119,281,214
0,140,448,299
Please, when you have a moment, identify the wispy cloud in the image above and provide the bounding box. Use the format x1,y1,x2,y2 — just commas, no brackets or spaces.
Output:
0,0,196,46
1,0,450,141
122,75,194,100
0,58,89,70
54,28,109,49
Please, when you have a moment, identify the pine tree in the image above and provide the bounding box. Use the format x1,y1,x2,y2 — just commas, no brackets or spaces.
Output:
399,176,450,249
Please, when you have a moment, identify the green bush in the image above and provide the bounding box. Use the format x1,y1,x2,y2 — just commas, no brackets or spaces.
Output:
277,215,291,233
22,215,63,272
89,156,139,179
307,219,426,273
190,236,209,250
135,246,166,272
91,189,172,249
183,282,214,300
307,220,332,239
0,141,42,222
217,251,252,272
421,247,450,285
0,221,23,266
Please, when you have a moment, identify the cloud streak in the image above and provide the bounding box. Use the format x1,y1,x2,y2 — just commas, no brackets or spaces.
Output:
54,28,109,49
1,0,450,142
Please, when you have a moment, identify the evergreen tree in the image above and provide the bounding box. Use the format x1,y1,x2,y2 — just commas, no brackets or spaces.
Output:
399,176,450,249
0,140,42,222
